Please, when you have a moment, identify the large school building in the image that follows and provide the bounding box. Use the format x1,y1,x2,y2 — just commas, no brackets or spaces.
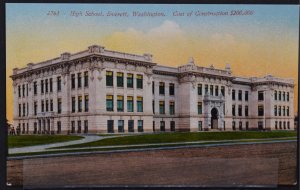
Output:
11,45,294,134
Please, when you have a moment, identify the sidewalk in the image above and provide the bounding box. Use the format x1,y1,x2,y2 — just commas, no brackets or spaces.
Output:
9,135,103,154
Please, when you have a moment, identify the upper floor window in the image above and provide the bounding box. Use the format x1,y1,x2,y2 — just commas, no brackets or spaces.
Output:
127,73,133,88
84,71,89,87
258,91,264,101
221,86,225,97
34,101,37,116
57,98,62,114
169,83,175,96
78,96,82,112
106,95,114,111
159,82,165,95
50,99,53,112
210,85,213,96
41,80,44,93
232,90,236,100
287,92,289,101
198,84,202,95
274,106,277,116
41,100,44,112
18,104,21,117
278,91,281,101
215,86,219,96
258,105,264,116
245,91,248,101
34,82,37,95
205,84,208,95
238,105,242,116
117,95,124,112
106,71,113,87
152,81,155,94
85,95,89,112
274,90,277,100
198,102,202,115
278,106,281,116
49,78,53,92
117,72,124,87
71,74,75,89
238,90,242,101
283,106,285,116
72,97,76,113
45,79,48,93
245,105,249,116
232,105,235,116
283,92,286,101
127,96,133,112
137,96,143,112
136,74,143,89
57,76,61,92
22,84,25,97
169,101,175,115
18,86,21,97
159,101,165,114
78,73,82,88
287,106,289,116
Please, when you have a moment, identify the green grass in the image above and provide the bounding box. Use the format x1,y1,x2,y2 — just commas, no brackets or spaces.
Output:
9,137,297,157
8,135,84,148
58,131,297,149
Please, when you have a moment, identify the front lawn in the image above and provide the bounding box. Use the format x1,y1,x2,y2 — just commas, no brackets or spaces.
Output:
8,135,84,148
59,131,297,148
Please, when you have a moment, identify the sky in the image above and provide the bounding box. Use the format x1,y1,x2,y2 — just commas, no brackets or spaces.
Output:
6,4,299,122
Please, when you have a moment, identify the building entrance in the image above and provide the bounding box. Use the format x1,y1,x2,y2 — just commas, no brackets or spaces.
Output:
211,108,218,129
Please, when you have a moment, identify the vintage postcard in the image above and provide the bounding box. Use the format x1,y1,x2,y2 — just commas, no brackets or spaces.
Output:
5,3,298,189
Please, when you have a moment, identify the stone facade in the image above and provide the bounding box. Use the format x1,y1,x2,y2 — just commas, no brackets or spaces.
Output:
10,45,295,134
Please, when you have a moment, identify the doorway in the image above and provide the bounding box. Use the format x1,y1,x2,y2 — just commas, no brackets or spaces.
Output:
211,108,218,129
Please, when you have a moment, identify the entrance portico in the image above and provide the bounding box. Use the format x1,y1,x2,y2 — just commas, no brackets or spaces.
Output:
203,93,225,131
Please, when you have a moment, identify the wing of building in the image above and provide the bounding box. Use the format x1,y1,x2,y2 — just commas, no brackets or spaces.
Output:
10,45,295,134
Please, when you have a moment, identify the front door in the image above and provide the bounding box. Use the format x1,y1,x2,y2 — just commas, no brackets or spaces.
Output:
211,108,218,129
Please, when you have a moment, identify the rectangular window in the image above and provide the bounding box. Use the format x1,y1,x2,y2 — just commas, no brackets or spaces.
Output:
138,120,143,132
117,72,124,87
279,91,281,101
22,84,25,97
205,84,208,95
106,95,114,111
45,79,48,93
159,101,165,114
245,106,249,116
106,71,113,87
26,84,28,96
107,120,114,133
287,106,289,116
238,105,242,116
287,92,289,101
22,104,25,116
46,100,49,112
210,85,213,96
169,101,175,115
238,90,242,101
49,78,53,92
245,91,248,101
152,81,155,94
198,121,203,131
72,97,76,113
287,121,290,129
159,82,165,95
57,98,62,114
50,99,53,111
18,86,21,97
84,120,88,133
232,89,235,100
84,71,89,87
258,91,264,101
136,74,143,89
128,120,134,132
198,102,202,115
117,95,124,112
71,121,75,133
127,96,133,112
283,106,285,116
258,105,264,116
118,120,124,133
170,121,175,132
279,106,281,116
274,106,277,116
18,104,21,117
57,76,61,92
77,120,81,133
198,84,202,95
160,121,165,132
71,74,75,89
279,121,282,129
215,86,219,96
152,100,155,114
78,96,82,112
274,91,277,100
232,105,235,116
239,121,243,130
77,73,82,88
283,92,285,101
169,83,175,95
137,96,143,112
275,121,278,130
41,80,44,93
232,121,236,130
34,101,37,115
57,121,61,134
85,95,89,112
41,100,44,112
221,86,225,97
34,82,37,95
127,73,133,88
